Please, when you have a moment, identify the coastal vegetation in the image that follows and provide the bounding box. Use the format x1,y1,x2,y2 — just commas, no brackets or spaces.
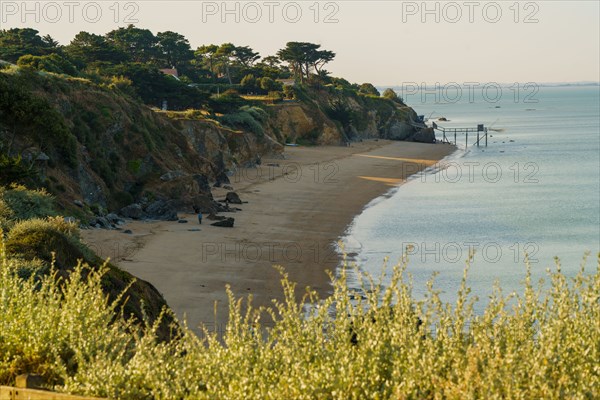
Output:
1,26,420,226
0,185,174,341
4,24,594,400
1,233,597,398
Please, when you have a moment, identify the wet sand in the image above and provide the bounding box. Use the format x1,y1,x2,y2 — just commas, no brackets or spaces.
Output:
82,140,455,333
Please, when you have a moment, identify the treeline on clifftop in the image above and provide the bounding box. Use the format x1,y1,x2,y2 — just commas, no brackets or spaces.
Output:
0,26,405,110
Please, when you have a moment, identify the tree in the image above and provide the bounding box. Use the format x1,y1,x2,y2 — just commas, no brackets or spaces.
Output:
241,74,257,92
283,85,296,99
0,28,55,62
261,55,281,68
195,44,220,81
234,46,260,68
65,31,127,65
215,43,236,84
260,77,282,92
156,31,193,68
277,42,335,83
358,83,380,97
106,25,158,63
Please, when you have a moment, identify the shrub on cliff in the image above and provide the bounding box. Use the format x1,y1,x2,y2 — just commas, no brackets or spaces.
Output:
17,54,78,76
5,217,91,269
0,185,56,227
0,155,37,186
209,89,247,114
0,72,78,167
0,184,174,342
219,107,266,137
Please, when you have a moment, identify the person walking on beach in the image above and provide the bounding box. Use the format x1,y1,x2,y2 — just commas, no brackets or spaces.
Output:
193,205,202,225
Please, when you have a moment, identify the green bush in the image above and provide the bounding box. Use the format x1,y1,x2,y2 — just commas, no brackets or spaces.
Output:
5,217,90,268
0,184,56,223
220,108,265,137
0,154,37,186
0,246,597,399
209,89,247,114
0,73,78,167
17,54,78,76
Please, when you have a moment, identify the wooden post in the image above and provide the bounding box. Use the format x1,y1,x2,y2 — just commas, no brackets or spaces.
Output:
477,132,480,147
454,130,457,145
466,132,468,147
485,128,488,147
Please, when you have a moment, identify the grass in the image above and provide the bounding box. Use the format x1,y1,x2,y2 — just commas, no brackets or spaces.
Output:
0,241,597,399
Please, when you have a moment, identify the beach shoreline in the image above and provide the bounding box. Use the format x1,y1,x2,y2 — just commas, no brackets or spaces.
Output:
81,140,456,333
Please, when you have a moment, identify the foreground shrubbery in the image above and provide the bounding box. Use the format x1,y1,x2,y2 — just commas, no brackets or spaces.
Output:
0,185,173,343
1,243,598,399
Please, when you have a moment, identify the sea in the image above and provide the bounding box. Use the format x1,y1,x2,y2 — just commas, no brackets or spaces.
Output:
341,84,600,308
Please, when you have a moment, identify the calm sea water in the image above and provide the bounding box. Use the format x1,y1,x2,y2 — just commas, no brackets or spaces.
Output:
342,85,600,306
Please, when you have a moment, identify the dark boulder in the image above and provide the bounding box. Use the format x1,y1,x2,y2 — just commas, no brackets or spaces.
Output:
386,122,415,141
412,127,436,144
106,213,125,225
120,203,144,220
145,200,179,221
92,216,111,229
211,217,234,228
225,192,243,204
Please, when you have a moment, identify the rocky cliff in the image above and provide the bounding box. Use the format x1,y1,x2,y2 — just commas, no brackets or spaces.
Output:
0,69,282,218
1,69,429,220
265,86,423,146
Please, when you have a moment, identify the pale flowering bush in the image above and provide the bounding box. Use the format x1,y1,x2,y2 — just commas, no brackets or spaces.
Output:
0,238,598,399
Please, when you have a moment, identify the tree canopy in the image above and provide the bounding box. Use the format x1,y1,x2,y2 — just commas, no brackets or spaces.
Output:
277,42,335,83
0,28,56,62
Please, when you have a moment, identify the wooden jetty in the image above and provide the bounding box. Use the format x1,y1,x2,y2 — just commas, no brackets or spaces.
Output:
432,122,488,147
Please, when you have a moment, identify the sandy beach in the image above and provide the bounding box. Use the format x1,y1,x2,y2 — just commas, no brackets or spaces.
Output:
82,140,455,333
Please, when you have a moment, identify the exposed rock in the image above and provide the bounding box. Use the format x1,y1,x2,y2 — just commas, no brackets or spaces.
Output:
106,213,125,225
144,199,179,221
92,217,111,229
387,122,415,141
35,152,50,161
120,203,144,220
73,200,84,208
211,217,235,227
412,127,436,144
207,213,226,221
160,170,186,182
225,191,243,204
64,216,77,224
123,229,133,234
178,219,188,223
438,117,448,121
214,172,230,187
192,174,211,193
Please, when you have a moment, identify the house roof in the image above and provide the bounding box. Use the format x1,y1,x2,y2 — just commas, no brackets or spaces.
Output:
159,68,179,78
276,79,296,86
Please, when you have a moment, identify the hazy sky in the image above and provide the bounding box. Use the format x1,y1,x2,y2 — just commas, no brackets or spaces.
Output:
1,0,599,85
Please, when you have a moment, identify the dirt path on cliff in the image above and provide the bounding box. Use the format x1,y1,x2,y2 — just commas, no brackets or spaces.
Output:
81,140,456,335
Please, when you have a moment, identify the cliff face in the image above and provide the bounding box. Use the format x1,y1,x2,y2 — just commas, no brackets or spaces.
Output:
1,70,426,217
266,86,421,146
0,70,282,215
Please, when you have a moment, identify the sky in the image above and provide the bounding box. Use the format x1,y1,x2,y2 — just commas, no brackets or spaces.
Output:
1,0,599,85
